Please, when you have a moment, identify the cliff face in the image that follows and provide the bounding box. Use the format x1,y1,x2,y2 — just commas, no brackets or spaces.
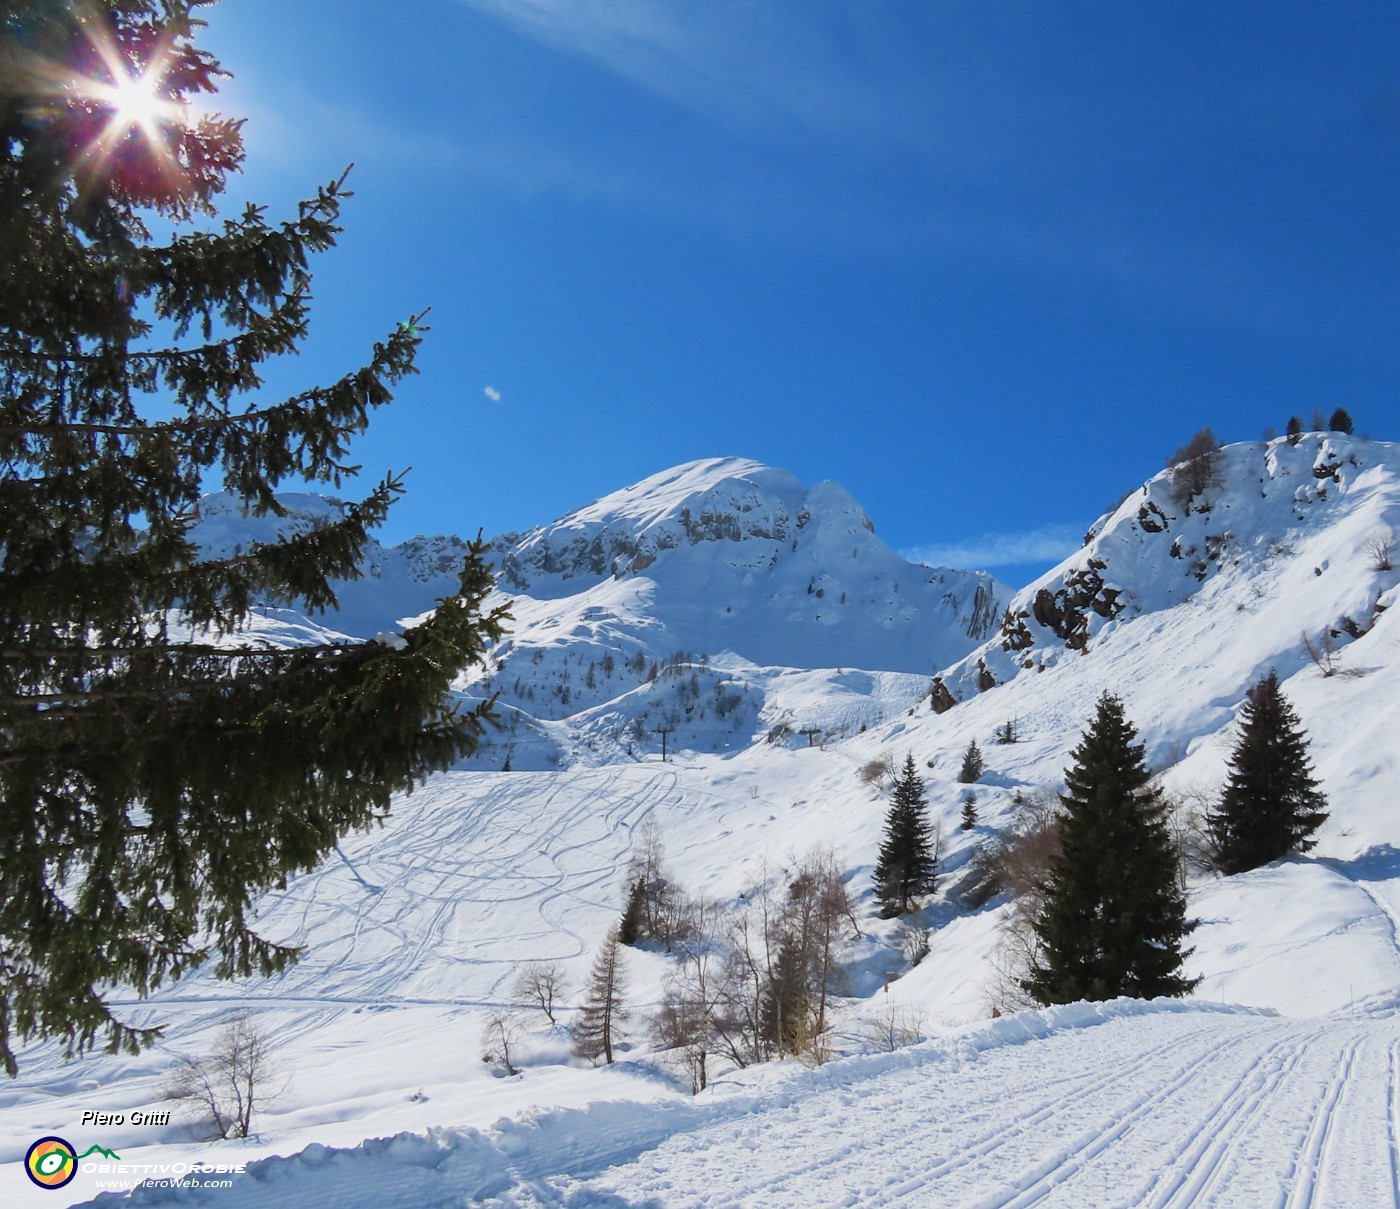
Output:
493,458,814,591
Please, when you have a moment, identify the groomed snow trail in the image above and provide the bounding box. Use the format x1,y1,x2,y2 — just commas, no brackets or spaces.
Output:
90,1006,1400,1208
563,1013,1400,1209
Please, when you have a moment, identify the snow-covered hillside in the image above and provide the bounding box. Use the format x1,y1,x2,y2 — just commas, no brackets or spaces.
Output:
924,433,1400,859
6,435,1400,1207
946,432,1395,701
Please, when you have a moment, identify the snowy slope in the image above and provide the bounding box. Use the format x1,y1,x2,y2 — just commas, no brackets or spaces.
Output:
6,435,1400,1207
945,433,1395,710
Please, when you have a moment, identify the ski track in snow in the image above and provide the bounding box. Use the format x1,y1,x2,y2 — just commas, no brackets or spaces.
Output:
560,1016,1400,1209
92,1010,1400,1208
152,769,678,1011
1389,1041,1400,1196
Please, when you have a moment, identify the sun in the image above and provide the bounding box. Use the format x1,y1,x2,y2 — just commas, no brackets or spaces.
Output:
64,35,196,207
101,68,175,137
2,12,224,208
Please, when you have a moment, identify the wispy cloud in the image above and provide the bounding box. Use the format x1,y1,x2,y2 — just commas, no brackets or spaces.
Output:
453,0,952,157
901,523,1084,572
443,2,1396,356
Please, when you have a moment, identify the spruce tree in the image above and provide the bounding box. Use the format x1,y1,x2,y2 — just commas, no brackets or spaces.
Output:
1328,407,1354,435
872,754,938,917
960,790,978,831
0,2,508,1073
1285,415,1303,443
1023,694,1199,1005
618,879,646,946
572,929,628,1065
758,931,812,1057
1208,672,1328,875
958,739,984,784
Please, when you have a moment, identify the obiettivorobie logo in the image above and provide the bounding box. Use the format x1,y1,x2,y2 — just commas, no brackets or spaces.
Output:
24,1137,121,1190
23,1135,247,1194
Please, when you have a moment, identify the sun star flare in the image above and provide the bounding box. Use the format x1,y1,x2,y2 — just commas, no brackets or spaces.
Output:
101,66,175,137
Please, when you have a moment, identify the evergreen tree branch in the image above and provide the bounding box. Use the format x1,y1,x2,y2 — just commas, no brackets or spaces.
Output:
0,1,503,1073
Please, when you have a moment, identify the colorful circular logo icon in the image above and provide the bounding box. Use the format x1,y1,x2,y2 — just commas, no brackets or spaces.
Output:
25,1136,78,1189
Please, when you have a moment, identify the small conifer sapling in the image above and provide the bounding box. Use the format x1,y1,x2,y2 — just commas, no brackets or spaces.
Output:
572,930,629,1065
958,739,984,784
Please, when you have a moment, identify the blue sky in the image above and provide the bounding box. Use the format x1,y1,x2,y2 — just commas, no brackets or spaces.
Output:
195,1,1398,585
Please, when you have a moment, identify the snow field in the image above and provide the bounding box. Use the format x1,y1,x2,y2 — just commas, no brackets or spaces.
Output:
59,1004,1400,1208
8,730,1399,1207
576,1015,1400,1209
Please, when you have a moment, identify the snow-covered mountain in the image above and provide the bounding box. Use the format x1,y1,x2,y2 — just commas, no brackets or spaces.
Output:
192,458,1002,671
8,435,1400,1208
190,490,474,641
190,458,1007,769
462,457,1004,767
488,457,1001,670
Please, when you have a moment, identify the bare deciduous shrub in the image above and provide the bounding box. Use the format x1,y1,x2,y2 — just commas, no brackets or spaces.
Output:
1159,783,1218,886
861,998,927,1053
1302,629,1336,677
1367,531,1395,572
481,1011,526,1076
972,788,1062,902
654,896,724,1094
624,818,692,950
513,961,567,1024
781,848,860,1044
859,754,897,791
759,852,852,1062
972,789,1062,1016
713,882,775,1070
984,910,1046,1017
695,849,861,1071
165,1012,286,1140
901,922,930,967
